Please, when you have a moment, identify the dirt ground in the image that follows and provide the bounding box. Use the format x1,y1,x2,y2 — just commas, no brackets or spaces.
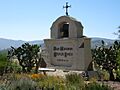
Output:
102,81,120,90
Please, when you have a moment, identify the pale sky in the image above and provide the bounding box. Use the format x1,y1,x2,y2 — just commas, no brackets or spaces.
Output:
0,0,120,41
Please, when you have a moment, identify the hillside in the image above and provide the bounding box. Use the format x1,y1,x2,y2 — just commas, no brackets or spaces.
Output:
0,38,43,50
0,37,116,50
91,37,115,48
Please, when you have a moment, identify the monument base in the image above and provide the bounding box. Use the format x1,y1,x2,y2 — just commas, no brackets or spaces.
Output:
44,38,92,71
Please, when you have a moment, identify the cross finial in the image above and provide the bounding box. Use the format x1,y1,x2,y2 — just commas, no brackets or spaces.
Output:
63,2,71,16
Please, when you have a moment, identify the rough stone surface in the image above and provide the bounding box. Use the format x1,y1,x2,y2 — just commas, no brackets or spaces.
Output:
44,15,92,71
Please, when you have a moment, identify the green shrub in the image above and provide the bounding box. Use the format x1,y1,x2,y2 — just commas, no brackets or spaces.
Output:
65,73,85,89
3,74,37,90
116,49,120,81
115,68,120,81
7,61,22,73
0,84,7,90
99,69,110,81
38,75,65,89
0,53,8,75
89,77,97,83
85,82,113,90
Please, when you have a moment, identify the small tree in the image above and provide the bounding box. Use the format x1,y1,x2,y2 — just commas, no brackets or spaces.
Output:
92,40,120,80
8,43,43,73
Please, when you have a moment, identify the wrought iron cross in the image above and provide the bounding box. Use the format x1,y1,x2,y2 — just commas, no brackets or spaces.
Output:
63,2,71,16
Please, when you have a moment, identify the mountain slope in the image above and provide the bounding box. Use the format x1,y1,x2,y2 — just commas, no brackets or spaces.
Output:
0,38,43,50
0,37,116,50
91,37,115,48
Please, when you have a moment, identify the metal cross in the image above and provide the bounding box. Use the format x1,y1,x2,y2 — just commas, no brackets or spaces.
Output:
63,2,71,16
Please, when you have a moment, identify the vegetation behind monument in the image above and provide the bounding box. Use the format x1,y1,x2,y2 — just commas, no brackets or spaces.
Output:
92,40,120,81
7,43,43,73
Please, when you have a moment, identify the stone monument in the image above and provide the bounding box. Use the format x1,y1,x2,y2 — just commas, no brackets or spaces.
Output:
44,3,92,71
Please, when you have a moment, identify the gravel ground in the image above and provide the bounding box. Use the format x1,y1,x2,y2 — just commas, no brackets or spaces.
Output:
103,81,120,90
